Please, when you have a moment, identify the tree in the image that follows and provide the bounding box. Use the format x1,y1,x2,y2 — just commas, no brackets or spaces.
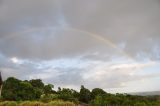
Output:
91,88,106,99
79,85,91,103
29,79,45,98
29,79,44,89
18,81,35,100
44,84,54,95
2,77,21,100
2,77,36,100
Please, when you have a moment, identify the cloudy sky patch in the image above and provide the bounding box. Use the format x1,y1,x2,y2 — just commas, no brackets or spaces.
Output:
0,0,160,93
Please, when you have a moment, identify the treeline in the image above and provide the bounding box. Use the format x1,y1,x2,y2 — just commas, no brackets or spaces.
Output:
1,77,160,106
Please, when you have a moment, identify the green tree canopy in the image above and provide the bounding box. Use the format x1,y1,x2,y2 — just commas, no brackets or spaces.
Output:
79,85,91,103
44,84,54,95
91,88,106,99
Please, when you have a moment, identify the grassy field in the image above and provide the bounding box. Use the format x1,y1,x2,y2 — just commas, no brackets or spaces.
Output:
0,100,77,106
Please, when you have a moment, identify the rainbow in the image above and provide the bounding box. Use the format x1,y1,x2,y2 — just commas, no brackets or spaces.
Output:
1,26,133,60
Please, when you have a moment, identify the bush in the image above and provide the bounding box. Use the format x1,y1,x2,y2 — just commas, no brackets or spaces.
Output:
134,102,147,106
40,94,55,103
89,96,108,106
0,101,17,106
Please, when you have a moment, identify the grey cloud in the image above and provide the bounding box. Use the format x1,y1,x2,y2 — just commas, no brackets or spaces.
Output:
0,0,159,61
0,51,159,91
44,68,84,88
0,0,160,92
82,67,160,90
0,29,115,60
62,0,160,61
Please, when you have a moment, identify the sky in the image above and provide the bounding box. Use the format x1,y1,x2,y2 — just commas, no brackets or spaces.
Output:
0,0,160,93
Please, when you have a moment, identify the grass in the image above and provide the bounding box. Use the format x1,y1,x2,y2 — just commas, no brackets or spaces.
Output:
0,100,77,106
0,101,17,106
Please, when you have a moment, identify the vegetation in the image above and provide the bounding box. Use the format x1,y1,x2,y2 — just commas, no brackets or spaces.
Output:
0,77,160,106
0,101,76,106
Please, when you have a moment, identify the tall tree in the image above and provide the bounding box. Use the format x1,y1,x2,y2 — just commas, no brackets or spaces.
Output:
79,85,91,103
2,77,21,100
2,77,36,100
29,79,45,98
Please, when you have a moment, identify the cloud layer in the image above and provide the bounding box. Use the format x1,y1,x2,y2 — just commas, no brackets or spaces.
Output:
0,0,160,92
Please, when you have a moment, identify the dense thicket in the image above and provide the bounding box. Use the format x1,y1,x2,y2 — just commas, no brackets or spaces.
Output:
1,77,160,106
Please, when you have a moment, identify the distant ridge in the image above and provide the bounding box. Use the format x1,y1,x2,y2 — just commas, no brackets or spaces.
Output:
130,91,160,96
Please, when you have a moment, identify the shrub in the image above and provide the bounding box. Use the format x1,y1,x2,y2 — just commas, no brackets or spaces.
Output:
134,102,147,106
40,94,54,103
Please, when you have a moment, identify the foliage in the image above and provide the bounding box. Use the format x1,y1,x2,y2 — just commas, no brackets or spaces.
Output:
2,77,21,100
1,77,160,106
1,77,55,101
29,79,44,98
91,88,106,99
2,77,38,101
40,94,56,103
134,102,147,106
44,84,54,95
29,79,44,89
89,94,160,106
79,85,91,103
58,88,75,100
